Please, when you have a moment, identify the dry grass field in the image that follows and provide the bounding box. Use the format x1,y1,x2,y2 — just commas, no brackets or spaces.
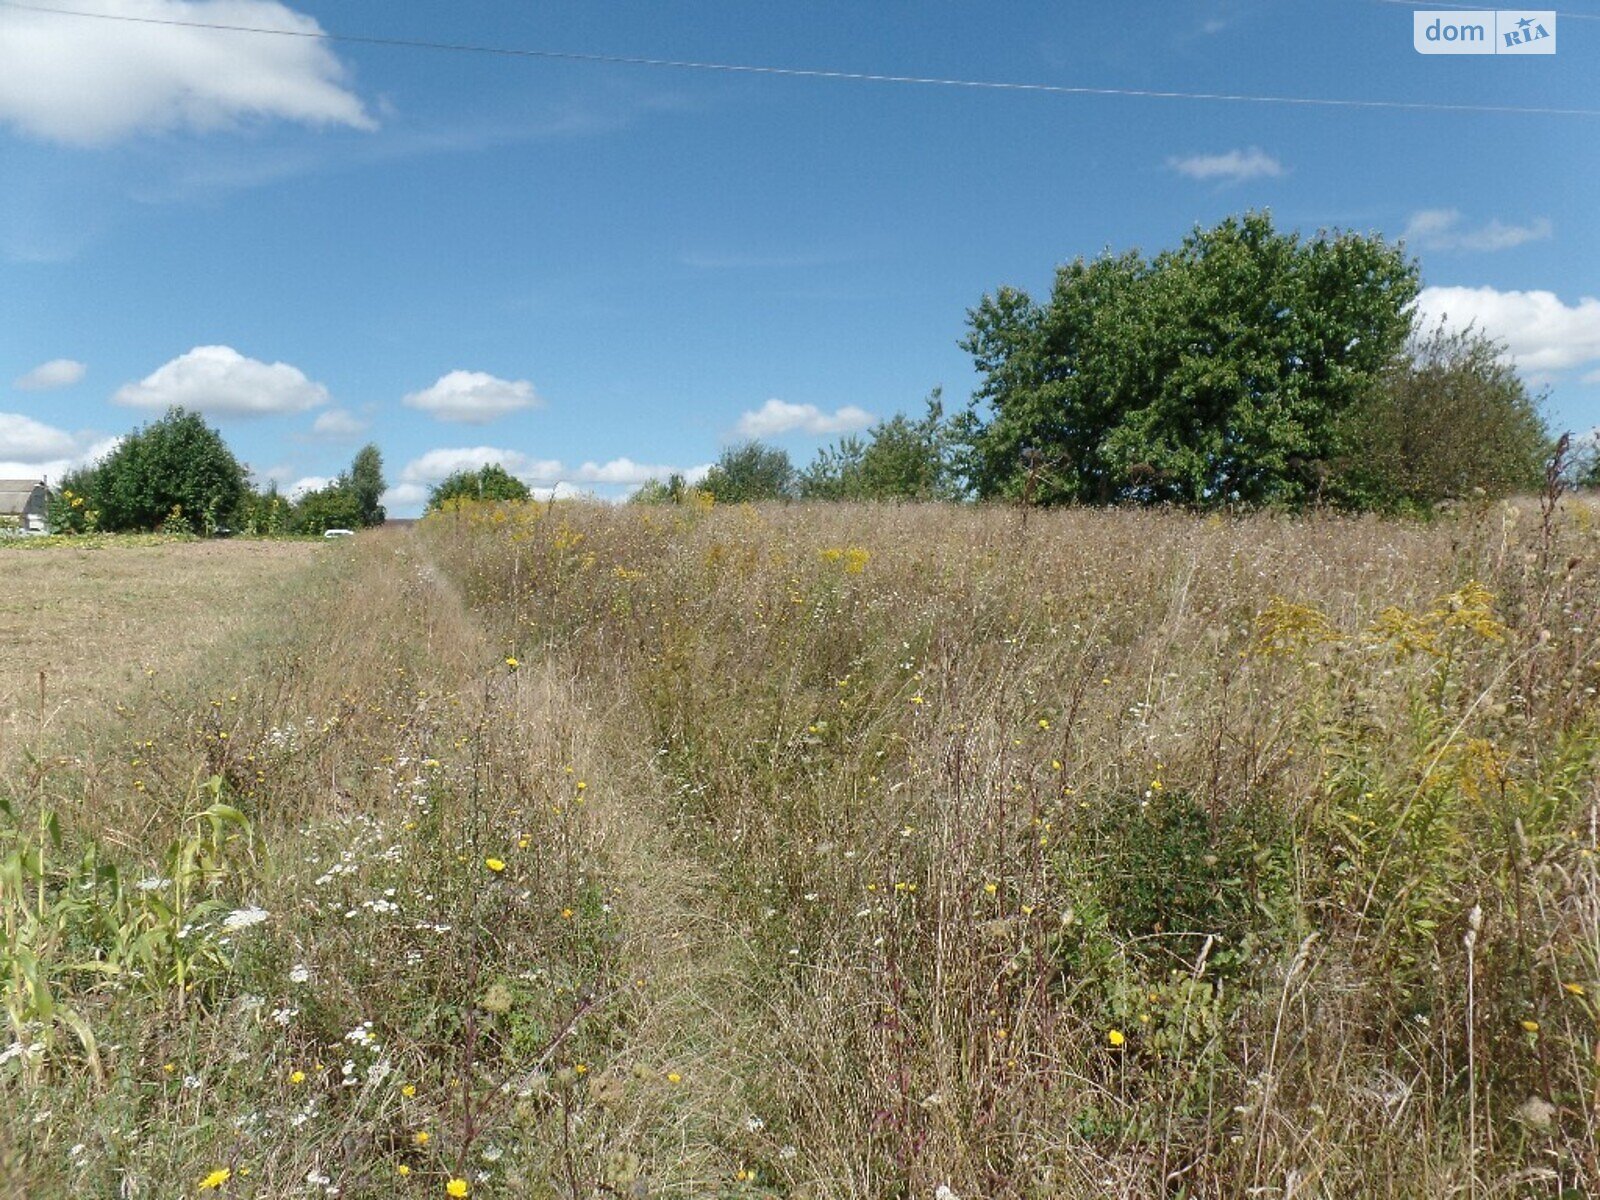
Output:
2,503,1598,1199
0,539,323,772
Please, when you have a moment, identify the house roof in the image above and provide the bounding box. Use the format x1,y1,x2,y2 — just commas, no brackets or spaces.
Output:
0,480,48,516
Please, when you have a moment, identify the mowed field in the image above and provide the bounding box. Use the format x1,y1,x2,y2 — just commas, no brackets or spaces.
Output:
0,540,323,772
2,504,1598,1200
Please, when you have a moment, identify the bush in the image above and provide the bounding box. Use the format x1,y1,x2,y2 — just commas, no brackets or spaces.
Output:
81,408,246,533
1337,323,1551,508
426,463,531,510
699,441,795,503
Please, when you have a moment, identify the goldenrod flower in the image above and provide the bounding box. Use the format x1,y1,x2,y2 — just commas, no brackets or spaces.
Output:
198,1167,231,1190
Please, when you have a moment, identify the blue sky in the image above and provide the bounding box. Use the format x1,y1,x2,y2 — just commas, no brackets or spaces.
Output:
2,0,1597,513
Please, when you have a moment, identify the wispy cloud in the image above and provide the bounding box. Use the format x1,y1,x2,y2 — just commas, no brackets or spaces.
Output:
0,0,372,146
13,358,86,391
1402,209,1552,253
309,409,368,439
1166,147,1285,183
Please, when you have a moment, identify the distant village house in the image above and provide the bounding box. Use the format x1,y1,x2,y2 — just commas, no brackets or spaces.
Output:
0,479,51,533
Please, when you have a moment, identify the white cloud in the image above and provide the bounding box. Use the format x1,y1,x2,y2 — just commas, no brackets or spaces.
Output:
735,399,875,438
0,422,119,486
566,457,711,486
13,358,86,390
285,475,331,500
0,412,81,460
249,462,297,489
397,446,548,485
388,447,710,513
1166,147,1285,183
310,408,367,438
402,371,541,424
114,345,329,416
0,0,373,145
1414,286,1600,373
1403,209,1552,253
379,482,429,509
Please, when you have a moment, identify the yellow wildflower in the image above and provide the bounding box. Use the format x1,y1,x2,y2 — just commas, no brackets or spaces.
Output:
198,1168,231,1190
1107,1029,1126,1047
414,1130,430,1146
1521,1019,1540,1034
446,1180,470,1198
485,857,506,873
289,1070,305,1085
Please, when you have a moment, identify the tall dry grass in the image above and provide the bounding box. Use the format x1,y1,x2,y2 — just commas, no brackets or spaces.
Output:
421,496,1600,1198
4,501,1597,1200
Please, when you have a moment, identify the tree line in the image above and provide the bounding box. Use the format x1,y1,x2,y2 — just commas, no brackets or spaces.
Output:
641,211,1567,512
40,212,1587,531
50,407,388,536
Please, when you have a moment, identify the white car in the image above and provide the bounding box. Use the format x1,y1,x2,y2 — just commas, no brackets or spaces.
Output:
323,528,355,539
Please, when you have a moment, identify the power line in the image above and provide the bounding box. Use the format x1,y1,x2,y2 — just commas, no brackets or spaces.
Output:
4,0,1597,119
1365,0,1600,21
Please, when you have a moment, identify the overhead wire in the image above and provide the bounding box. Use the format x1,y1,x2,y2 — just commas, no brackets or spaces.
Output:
1363,0,1600,21
1,0,1597,119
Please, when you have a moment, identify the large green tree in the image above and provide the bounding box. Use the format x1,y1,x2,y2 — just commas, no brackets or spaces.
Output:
90,407,247,532
961,212,1420,508
699,441,795,503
